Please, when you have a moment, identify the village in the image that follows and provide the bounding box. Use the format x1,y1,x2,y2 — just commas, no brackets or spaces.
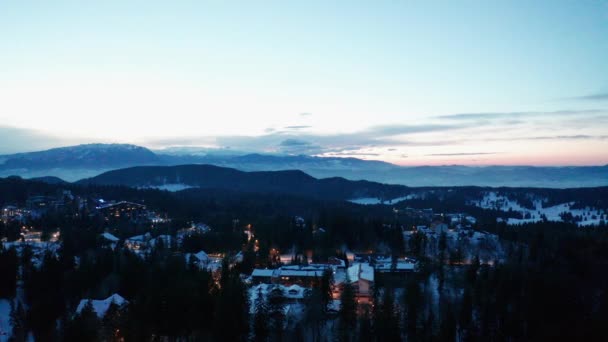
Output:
0,188,506,338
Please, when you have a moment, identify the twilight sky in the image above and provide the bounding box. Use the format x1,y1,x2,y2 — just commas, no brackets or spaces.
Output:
1,1,607,165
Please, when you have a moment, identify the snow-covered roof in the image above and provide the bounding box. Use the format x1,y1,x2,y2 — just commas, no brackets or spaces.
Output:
126,233,150,242
278,269,324,277
251,267,325,279
252,269,275,277
101,232,119,242
185,250,209,264
96,201,145,210
360,263,374,281
149,234,172,247
75,293,128,319
375,260,416,272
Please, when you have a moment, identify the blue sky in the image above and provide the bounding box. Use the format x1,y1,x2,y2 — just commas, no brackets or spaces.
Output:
0,1,607,165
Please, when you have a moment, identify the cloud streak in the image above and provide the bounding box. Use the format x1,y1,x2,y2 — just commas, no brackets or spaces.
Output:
572,92,608,101
0,126,81,155
426,152,500,157
436,109,605,121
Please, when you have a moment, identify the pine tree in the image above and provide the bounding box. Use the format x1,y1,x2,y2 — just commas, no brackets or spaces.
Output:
0,246,18,298
404,278,421,341
65,300,101,342
253,288,269,342
339,274,357,341
439,301,457,342
320,269,334,312
267,286,286,341
359,307,372,342
9,301,26,342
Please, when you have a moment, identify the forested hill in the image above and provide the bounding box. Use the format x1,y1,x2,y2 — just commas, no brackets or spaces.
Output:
76,164,410,201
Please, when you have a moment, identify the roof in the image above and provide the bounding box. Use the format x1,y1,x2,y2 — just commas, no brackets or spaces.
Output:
360,263,374,281
185,250,209,263
75,293,128,319
149,235,172,247
252,269,275,277
101,232,119,242
126,234,148,242
375,261,416,272
96,201,145,210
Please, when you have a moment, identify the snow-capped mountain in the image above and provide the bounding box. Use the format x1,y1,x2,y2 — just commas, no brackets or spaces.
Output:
0,143,607,187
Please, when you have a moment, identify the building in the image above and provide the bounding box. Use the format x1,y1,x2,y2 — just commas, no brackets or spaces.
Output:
125,233,151,250
250,265,328,286
185,250,210,269
75,293,128,319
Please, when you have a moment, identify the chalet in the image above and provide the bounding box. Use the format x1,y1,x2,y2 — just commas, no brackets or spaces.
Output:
185,250,210,269
375,259,418,274
331,262,375,305
75,293,128,319
96,201,147,220
149,234,173,248
100,232,120,249
250,265,328,286
251,269,275,284
125,233,151,250
431,221,449,233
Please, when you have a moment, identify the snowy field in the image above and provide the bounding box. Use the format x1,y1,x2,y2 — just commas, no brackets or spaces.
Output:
0,299,11,341
147,184,195,192
472,192,605,226
348,194,417,205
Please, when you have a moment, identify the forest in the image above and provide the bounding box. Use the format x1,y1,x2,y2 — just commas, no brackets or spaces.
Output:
0,177,607,341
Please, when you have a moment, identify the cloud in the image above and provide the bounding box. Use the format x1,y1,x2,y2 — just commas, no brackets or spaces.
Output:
426,152,499,157
279,139,311,146
572,92,608,101
362,123,466,136
436,109,605,121
486,134,608,142
284,125,312,130
323,151,382,157
212,122,465,156
524,135,608,140
0,126,80,154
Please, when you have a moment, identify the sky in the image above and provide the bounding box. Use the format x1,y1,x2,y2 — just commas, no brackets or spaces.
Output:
0,1,607,165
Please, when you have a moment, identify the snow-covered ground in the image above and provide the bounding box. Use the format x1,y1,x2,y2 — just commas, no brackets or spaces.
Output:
348,194,416,205
472,192,605,226
148,184,195,192
0,299,11,341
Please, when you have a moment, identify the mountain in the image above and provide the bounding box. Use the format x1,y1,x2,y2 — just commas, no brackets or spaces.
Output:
29,176,68,185
77,164,409,200
1,143,607,187
0,144,161,180
0,144,159,169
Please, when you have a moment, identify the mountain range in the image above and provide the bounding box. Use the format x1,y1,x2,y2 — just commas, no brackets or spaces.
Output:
77,164,409,201
1,143,607,188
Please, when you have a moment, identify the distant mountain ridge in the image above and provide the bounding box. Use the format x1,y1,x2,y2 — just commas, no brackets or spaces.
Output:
1,143,607,187
77,164,408,200
0,144,160,169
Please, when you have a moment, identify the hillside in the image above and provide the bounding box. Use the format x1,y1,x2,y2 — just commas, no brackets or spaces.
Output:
77,164,409,200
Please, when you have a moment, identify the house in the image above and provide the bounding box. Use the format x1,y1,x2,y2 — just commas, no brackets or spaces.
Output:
75,293,128,319
374,259,418,274
96,201,147,220
125,233,151,250
251,269,275,284
250,265,328,286
100,232,120,249
101,232,120,243
431,221,449,233
185,250,210,269
334,263,375,300
149,234,173,249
